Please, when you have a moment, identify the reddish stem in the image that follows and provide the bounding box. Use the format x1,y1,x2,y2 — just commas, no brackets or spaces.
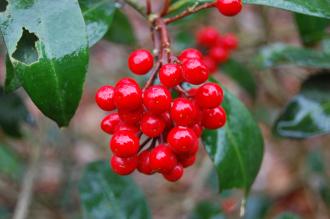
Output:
143,61,161,90
160,0,171,16
146,0,151,15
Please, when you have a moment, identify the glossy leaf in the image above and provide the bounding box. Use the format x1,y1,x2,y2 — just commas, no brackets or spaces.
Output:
79,161,151,219
4,55,21,93
189,201,224,219
274,73,330,139
80,0,117,46
0,0,89,127
202,79,264,194
0,144,23,180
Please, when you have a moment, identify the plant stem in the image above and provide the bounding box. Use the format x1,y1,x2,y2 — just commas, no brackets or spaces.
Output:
160,0,171,16
146,0,151,15
123,0,146,16
143,61,161,90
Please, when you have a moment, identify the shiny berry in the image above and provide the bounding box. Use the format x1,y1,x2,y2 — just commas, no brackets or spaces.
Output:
221,33,238,50
101,113,120,134
137,150,154,175
159,63,183,87
171,98,198,126
216,0,242,17
114,80,142,110
111,155,138,175
196,82,224,108
118,107,143,125
95,85,115,111
163,164,184,182
140,113,165,137
202,106,227,129
167,127,198,155
150,145,177,173
191,123,203,137
178,48,203,62
115,122,140,133
209,46,229,64
182,59,209,85
178,154,196,168
143,85,172,114
203,56,217,74
128,49,154,75
110,130,140,157
196,27,219,48
115,77,139,87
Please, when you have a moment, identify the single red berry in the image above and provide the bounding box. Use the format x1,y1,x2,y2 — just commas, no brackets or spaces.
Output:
95,85,116,111
189,141,199,155
143,85,172,114
171,98,198,126
159,63,183,88
110,155,138,175
150,145,177,173
188,88,198,97
182,59,209,85
195,82,224,109
118,107,143,125
163,164,184,182
115,122,140,133
216,0,242,17
167,127,198,155
110,130,140,157
101,113,120,134
202,106,227,129
196,27,219,48
191,123,203,137
137,150,154,175
115,77,139,87
209,46,229,64
178,48,203,62
203,56,217,74
114,80,142,110
220,33,238,50
178,154,196,168
140,113,165,137
128,49,154,75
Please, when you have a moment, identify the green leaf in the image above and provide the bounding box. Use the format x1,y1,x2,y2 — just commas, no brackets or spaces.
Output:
0,144,23,180
4,55,21,93
0,87,29,137
220,59,257,98
202,79,264,194
274,72,330,139
79,161,151,219
189,201,224,219
275,212,301,219
255,43,330,69
294,13,329,46
80,0,117,46
0,0,89,127
105,10,136,45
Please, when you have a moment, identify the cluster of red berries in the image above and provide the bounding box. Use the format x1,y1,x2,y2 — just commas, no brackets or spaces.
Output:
95,47,226,182
215,0,242,17
197,26,239,74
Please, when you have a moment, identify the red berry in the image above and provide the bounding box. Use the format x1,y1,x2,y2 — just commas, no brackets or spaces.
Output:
163,164,184,182
137,150,154,175
171,98,198,126
143,85,172,114
115,77,139,87
118,107,143,125
114,80,142,110
101,113,120,134
196,27,219,48
128,49,154,75
216,0,242,17
189,141,199,155
196,82,224,108
159,63,183,87
95,85,115,111
178,154,196,168
209,46,229,64
182,59,209,85
203,56,217,74
150,145,177,173
178,48,203,62
110,130,140,157
115,122,140,133
167,127,198,155
140,113,165,137
110,155,138,175
191,123,203,137
202,106,227,129
161,112,173,130
221,33,238,50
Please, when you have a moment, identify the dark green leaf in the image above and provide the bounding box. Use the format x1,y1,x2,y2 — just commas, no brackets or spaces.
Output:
0,144,23,179
79,161,151,219
80,0,117,46
189,201,224,219
220,59,257,98
322,38,330,53
4,55,21,93
275,212,301,219
0,0,89,127
202,79,264,194
274,72,330,138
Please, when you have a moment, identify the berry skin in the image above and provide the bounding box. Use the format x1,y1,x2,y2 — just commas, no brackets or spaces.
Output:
118,107,143,125
101,113,120,134
178,154,196,168
216,0,242,17
140,113,165,137
191,123,203,137
115,122,140,133
110,130,140,157
163,164,184,182
115,77,139,87
220,33,238,50
159,63,183,88
203,56,217,74
128,49,154,75
114,80,142,110
162,112,172,130
202,106,227,129
178,48,203,62
95,85,115,111
137,150,154,175
196,27,219,48
196,82,224,109
182,59,209,85
143,85,172,114
111,155,138,175
167,127,198,155
150,145,177,173
171,98,198,126
209,46,229,64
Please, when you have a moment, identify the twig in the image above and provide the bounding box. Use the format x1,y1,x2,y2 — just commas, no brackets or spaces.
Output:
123,0,146,16
143,61,161,90
156,18,171,63
175,85,190,97
146,0,151,15
160,0,171,16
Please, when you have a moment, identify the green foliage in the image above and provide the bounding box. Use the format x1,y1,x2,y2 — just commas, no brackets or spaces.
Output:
275,212,301,219
189,201,224,219
0,144,23,180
